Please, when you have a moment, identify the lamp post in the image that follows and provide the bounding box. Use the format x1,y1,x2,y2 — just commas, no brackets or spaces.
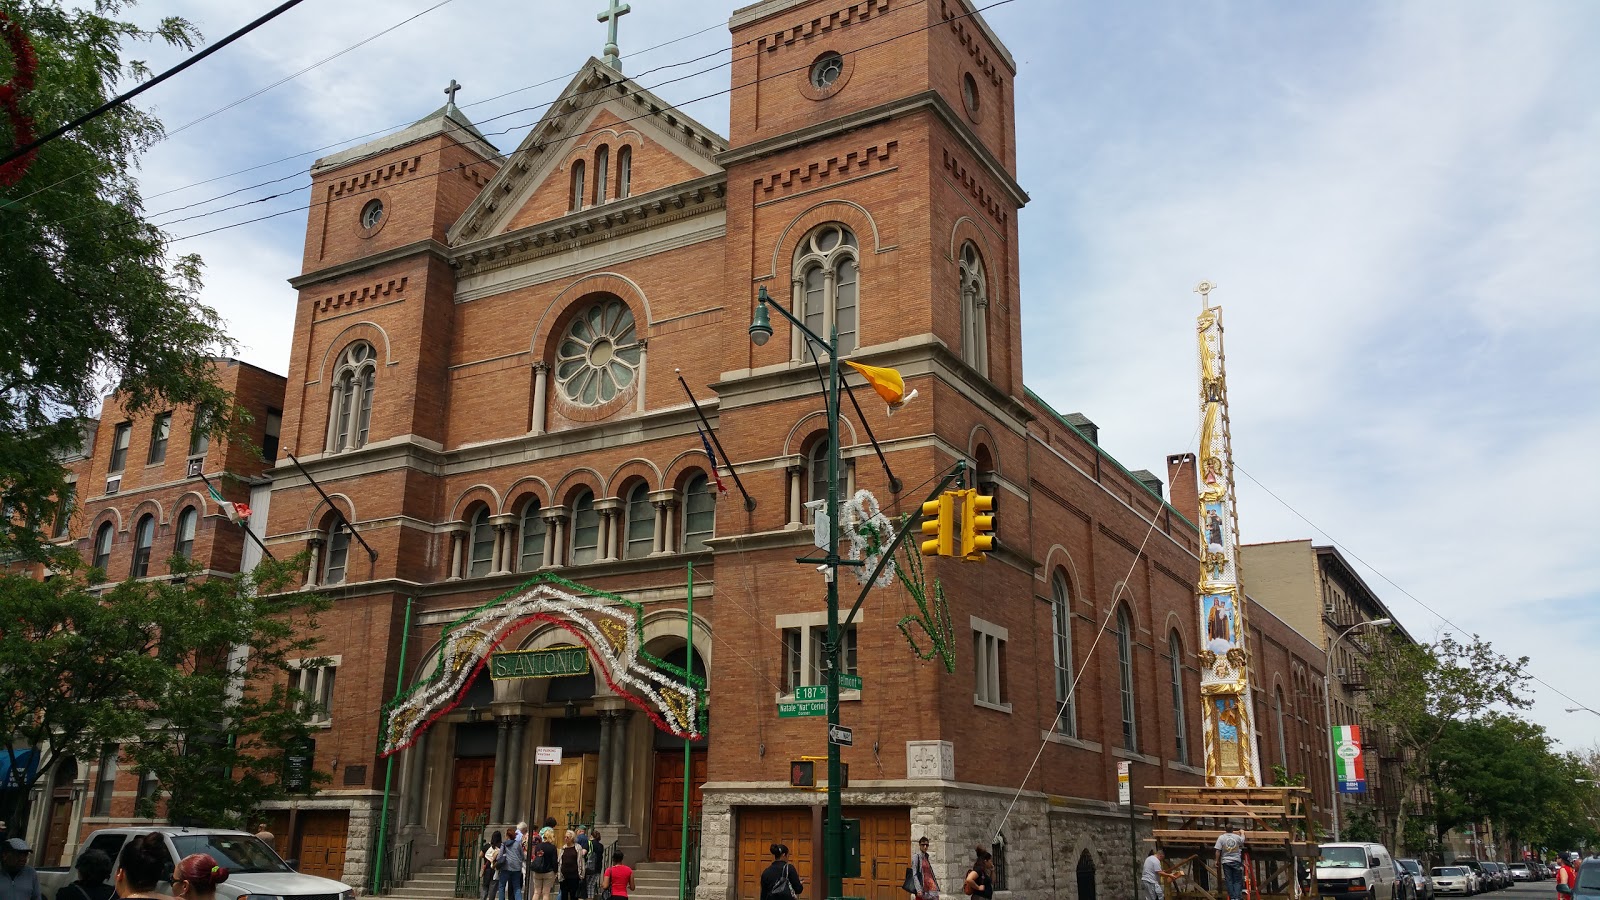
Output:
1323,616,1391,842
751,284,849,900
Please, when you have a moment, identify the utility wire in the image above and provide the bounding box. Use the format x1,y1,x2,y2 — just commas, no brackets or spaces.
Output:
167,0,1019,242
1233,463,1592,711
0,0,311,168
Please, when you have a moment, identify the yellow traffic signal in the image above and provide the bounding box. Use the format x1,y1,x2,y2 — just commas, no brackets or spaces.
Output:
920,491,954,556
961,488,996,560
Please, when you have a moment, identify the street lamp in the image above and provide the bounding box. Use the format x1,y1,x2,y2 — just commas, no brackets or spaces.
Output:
750,283,851,900
1324,617,1392,842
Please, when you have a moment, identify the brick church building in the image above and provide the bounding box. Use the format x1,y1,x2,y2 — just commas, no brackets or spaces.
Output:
28,1,1338,898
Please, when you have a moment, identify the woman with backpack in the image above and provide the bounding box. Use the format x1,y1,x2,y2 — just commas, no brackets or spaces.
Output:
961,848,994,900
482,832,503,900
759,844,803,900
583,830,606,900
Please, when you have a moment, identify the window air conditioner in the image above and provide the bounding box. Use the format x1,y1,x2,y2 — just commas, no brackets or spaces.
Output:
105,475,121,495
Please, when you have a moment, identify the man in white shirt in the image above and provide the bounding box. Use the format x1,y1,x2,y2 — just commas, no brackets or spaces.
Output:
1141,848,1177,900
1214,824,1246,900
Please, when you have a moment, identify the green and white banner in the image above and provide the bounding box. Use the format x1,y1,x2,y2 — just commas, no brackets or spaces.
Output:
1332,724,1367,793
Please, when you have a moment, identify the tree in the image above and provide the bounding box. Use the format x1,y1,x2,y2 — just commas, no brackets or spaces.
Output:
0,554,328,830
1360,632,1533,855
0,0,234,563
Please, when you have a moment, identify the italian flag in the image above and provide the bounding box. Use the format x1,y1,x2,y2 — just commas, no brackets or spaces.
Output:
206,482,252,525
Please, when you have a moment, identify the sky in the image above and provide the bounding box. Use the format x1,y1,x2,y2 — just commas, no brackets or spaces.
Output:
108,0,1599,750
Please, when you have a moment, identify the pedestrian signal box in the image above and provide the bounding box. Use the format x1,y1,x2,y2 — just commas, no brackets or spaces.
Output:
789,759,814,787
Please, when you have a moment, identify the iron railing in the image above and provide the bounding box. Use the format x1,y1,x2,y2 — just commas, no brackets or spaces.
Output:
455,814,488,898
686,821,703,898
376,838,414,894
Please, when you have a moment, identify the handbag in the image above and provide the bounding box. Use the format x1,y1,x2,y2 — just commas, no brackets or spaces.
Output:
901,867,918,895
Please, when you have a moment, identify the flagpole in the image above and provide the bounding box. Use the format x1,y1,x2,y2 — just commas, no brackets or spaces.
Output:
675,369,756,511
196,472,275,561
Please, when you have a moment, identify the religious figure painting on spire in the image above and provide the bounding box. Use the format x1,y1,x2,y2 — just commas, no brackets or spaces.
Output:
1192,282,1264,788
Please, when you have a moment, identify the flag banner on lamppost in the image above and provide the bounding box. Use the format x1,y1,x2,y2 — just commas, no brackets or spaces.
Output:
1332,724,1367,793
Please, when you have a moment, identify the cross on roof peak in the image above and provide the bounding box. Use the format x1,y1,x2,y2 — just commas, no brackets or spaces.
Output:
597,0,631,72
443,78,462,108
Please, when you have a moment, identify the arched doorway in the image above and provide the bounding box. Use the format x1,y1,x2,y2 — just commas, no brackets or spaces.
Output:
1075,849,1096,900
649,645,707,861
41,757,77,866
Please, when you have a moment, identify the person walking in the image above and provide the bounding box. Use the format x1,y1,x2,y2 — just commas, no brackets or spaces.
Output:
759,844,802,900
1214,824,1246,900
601,850,635,900
910,837,938,900
482,832,504,900
961,848,993,900
54,849,113,900
172,853,230,900
559,831,583,900
254,823,275,846
0,839,40,900
1141,848,1179,900
584,831,606,900
499,825,525,900
528,828,559,900
112,834,170,900
1557,855,1576,897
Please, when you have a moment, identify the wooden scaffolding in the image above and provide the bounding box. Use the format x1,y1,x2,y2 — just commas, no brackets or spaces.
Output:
1148,785,1321,899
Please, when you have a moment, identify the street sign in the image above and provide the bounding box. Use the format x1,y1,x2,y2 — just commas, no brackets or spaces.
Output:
283,737,315,793
535,746,563,765
829,724,853,746
778,699,827,717
1117,760,1131,806
794,685,827,702
840,674,863,691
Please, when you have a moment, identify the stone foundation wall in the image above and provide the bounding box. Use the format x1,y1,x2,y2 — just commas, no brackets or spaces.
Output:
694,783,1152,900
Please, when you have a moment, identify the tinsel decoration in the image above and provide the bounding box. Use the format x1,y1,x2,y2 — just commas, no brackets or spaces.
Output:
0,11,39,187
891,515,957,673
378,573,706,757
842,489,896,588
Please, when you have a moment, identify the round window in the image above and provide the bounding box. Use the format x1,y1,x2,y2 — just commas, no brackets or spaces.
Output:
962,72,981,117
555,298,642,406
810,52,845,90
360,199,384,229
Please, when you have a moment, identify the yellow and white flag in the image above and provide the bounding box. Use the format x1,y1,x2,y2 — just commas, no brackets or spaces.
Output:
844,360,917,415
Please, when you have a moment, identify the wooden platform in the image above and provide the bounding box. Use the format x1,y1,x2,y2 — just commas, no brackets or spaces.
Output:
1147,786,1319,899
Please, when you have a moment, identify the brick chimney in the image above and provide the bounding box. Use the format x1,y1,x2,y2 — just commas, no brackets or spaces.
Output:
1166,453,1199,528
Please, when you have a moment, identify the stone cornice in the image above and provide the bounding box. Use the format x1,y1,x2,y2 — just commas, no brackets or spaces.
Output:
288,239,451,291
450,174,728,277
716,91,1027,209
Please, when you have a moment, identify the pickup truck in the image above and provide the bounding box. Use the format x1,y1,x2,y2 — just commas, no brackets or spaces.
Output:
37,827,356,900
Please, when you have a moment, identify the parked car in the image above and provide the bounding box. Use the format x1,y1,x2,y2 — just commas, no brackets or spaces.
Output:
1399,858,1435,900
1431,865,1474,896
1456,859,1491,892
1484,862,1509,889
1576,860,1600,900
1319,842,1401,900
1394,859,1415,900
1507,863,1533,882
36,827,356,900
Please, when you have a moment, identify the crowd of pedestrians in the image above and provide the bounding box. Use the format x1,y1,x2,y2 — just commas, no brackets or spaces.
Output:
481,819,622,900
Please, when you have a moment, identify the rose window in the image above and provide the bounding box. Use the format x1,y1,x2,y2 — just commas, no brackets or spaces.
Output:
555,298,642,406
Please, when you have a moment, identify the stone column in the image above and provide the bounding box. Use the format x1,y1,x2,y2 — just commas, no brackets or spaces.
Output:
595,498,623,562
543,506,568,567
305,538,324,586
787,466,803,526
790,275,805,362
505,716,527,825
491,516,516,575
607,711,630,824
447,526,467,581
402,731,428,827
659,498,678,555
490,716,512,823
634,340,648,414
593,712,614,824
648,490,676,555
531,362,550,434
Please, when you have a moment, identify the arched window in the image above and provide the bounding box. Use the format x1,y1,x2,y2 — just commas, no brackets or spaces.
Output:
807,439,828,505
328,342,376,452
323,522,350,584
519,500,546,572
1115,603,1138,752
554,297,642,408
570,491,599,564
593,145,609,205
682,474,715,552
131,514,155,578
624,483,654,559
616,146,632,199
794,224,860,360
175,507,197,561
1169,631,1188,764
468,508,495,578
959,242,990,376
570,159,586,211
92,522,113,571
1274,686,1289,772
1049,572,1075,736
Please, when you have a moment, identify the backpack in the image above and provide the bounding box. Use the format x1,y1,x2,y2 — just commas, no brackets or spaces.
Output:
531,842,556,874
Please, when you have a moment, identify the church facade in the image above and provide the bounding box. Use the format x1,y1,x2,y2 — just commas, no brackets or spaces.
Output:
30,1,1338,897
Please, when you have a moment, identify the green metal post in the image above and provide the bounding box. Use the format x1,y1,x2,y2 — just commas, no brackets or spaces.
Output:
679,562,694,900
372,598,414,894
824,327,843,900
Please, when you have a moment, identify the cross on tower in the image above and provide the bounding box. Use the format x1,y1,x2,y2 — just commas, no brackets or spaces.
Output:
443,78,462,108
597,0,631,72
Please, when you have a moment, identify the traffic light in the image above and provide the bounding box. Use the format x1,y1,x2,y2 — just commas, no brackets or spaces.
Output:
961,488,996,560
920,491,954,557
789,759,815,787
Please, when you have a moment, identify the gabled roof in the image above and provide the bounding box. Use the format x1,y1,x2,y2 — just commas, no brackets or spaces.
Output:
312,102,499,174
448,57,728,245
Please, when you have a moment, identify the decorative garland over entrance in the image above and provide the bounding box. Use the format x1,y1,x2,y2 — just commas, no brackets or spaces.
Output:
378,573,705,757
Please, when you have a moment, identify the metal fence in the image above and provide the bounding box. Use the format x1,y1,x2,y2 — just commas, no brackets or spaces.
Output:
686,821,703,898
376,838,414,894
455,814,489,898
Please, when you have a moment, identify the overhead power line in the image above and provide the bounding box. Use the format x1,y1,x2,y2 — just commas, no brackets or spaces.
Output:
0,0,311,168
